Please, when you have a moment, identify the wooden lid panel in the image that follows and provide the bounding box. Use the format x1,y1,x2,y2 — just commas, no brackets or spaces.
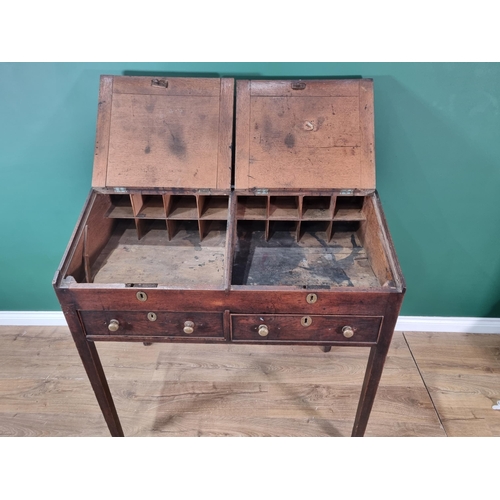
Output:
92,76,233,190
235,79,375,190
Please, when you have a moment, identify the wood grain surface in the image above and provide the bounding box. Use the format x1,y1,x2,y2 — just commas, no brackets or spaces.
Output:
234,79,376,190
404,332,500,437
0,326,473,437
92,77,233,190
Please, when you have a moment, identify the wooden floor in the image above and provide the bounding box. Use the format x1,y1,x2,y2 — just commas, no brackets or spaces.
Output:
0,326,499,437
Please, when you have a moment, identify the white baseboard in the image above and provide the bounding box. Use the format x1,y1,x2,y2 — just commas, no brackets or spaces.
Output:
395,316,500,334
0,311,68,326
0,312,499,334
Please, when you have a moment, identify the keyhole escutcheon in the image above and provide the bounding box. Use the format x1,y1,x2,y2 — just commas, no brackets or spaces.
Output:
306,293,318,304
301,316,312,327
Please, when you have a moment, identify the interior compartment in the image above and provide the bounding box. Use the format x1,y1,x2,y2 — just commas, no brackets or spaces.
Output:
236,196,267,219
231,195,395,288
232,220,379,288
64,193,227,288
63,192,397,291
131,194,165,218
269,196,299,219
302,196,332,219
334,196,366,221
106,194,134,218
199,195,229,219
92,220,226,287
168,195,198,219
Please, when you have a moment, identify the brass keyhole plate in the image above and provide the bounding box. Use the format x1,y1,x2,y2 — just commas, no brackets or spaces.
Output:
136,291,148,302
306,293,317,304
301,316,312,327
147,312,157,322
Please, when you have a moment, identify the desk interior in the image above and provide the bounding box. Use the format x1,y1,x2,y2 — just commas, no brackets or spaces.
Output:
231,221,380,288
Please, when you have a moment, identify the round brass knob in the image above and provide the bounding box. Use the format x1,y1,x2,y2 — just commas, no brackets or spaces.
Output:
342,326,354,338
108,319,120,332
183,321,194,334
258,324,269,337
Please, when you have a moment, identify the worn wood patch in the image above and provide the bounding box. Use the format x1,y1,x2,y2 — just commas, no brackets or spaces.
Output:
92,221,226,287
235,79,375,190
106,94,220,189
232,224,380,287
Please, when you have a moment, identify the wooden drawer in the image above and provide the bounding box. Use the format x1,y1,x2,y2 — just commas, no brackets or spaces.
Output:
231,314,382,344
79,311,224,339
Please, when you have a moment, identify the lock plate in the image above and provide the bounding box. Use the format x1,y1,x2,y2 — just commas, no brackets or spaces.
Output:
306,293,318,304
301,316,312,327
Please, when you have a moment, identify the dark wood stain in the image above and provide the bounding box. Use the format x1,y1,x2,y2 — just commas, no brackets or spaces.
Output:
284,133,295,148
167,127,187,158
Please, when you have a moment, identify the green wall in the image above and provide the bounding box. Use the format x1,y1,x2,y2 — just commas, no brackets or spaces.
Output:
1,62,499,317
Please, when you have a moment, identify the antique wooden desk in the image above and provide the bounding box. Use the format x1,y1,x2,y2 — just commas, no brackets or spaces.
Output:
54,76,405,436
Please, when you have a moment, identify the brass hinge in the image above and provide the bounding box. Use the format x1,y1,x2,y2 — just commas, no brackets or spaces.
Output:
151,78,168,89
291,81,306,90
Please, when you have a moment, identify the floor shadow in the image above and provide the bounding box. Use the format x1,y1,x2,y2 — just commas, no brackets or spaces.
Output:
149,344,346,436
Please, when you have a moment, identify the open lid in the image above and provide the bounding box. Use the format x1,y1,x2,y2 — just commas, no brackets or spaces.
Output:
235,79,375,191
92,76,234,190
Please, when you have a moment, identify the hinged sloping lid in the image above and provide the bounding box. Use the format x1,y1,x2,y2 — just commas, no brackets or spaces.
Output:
92,76,234,190
235,79,375,190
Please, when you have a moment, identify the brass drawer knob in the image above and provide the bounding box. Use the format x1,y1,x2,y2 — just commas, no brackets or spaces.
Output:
183,321,194,334
108,319,120,332
258,324,269,337
342,326,354,338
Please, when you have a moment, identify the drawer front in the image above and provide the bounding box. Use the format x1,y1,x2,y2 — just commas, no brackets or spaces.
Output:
231,314,382,343
79,311,224,338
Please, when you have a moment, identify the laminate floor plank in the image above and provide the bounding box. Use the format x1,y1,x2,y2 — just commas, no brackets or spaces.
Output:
404,332,500,437
0,326,462,437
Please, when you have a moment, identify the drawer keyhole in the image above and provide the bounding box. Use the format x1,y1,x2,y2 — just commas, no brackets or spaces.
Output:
136,291,148,302
306,293,317,304
301,316,312,327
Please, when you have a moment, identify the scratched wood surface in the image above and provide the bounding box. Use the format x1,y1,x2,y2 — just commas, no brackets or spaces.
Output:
232,224,381,287
92,77,233,190
0,327,453,437
92,220,226,287
235,79,376,190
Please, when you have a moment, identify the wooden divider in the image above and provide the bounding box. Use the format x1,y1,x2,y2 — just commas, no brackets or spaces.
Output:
105,193,230,242
235,195,366,242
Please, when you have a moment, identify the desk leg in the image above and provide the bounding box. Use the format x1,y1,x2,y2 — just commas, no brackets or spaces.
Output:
351,344,388,437
63,308,124,437
351,298,402,437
